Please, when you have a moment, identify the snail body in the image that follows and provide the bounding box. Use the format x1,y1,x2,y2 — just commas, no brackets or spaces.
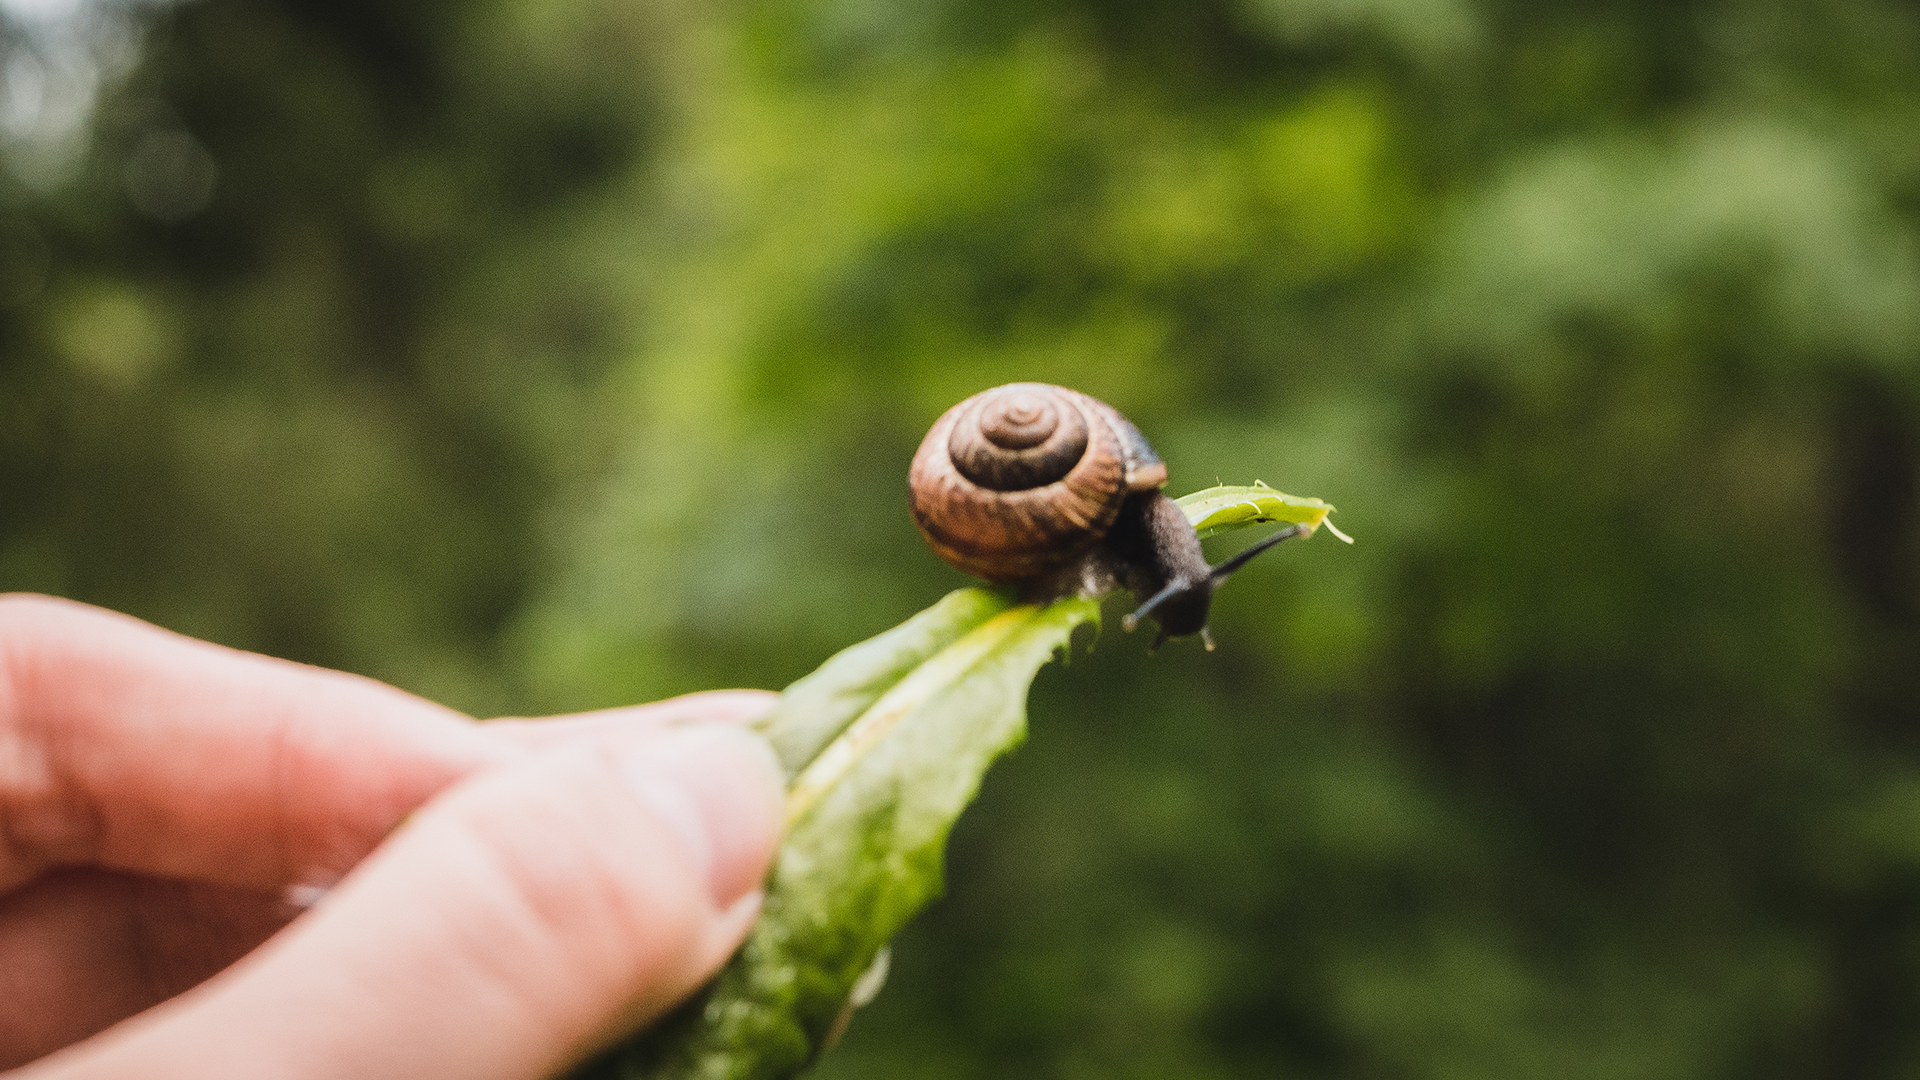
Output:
909,383,1299,647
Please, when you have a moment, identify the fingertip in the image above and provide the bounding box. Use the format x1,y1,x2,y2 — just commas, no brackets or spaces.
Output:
486,689,781,750
662,689,780,726
612,724,784,909
701,888,766,970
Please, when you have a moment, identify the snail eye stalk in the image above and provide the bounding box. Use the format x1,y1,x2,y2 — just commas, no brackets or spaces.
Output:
1121,579,1188,633
1120,522,1309,647
1207,522,1306,582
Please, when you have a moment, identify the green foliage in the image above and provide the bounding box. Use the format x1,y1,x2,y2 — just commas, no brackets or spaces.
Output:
1175,483,1346,540
6,0,1920,1076
576,588,1097,1079
575,495,1314,1079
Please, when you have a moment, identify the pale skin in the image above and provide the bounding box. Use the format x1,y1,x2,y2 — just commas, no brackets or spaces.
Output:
0,594,787,1080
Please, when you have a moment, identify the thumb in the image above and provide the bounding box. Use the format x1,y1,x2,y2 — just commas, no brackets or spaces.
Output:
27,724,785,1080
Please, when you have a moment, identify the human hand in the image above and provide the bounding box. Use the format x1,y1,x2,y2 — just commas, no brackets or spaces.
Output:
0,595,785,1080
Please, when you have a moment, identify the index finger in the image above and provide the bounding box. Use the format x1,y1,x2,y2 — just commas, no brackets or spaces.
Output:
0,595,514,895
484,691,777,751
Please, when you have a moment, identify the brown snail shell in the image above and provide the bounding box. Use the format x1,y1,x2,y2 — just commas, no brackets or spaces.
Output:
909,382,1310,648
908,383,1169,583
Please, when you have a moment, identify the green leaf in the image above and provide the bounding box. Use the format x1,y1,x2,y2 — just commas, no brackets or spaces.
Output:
568,480,1338,1080
1175,482,1353,543
570,588,1099,1080
751,587,1017,779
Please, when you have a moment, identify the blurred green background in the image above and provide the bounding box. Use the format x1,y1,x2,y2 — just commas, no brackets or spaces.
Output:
4,0,1920,1074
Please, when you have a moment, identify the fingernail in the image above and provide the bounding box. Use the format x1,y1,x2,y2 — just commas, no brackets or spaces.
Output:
616,725,784,908
669,690,779,727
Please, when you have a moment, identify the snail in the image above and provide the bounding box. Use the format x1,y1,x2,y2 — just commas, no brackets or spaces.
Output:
908,382,1304,649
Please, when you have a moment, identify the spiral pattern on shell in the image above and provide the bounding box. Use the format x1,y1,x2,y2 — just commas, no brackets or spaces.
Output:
909,383,1170,583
